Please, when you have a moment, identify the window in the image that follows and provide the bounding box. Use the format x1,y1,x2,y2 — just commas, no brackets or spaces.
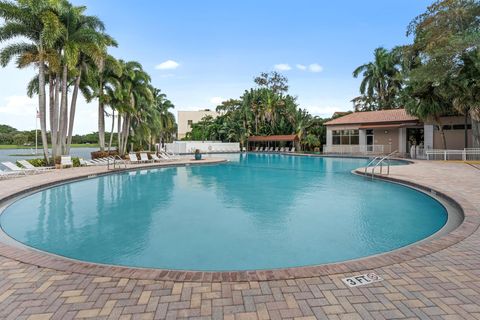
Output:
437,124,472,131
187,120,193,126
332,129,359,145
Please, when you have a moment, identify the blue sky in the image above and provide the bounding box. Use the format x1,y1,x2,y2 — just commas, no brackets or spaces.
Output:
0,0,431,133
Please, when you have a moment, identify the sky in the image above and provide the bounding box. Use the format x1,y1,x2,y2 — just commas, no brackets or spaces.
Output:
0,0,432,134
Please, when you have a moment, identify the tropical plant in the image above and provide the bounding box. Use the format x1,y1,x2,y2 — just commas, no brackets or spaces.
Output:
186,73,323,150
402,0,480,147
353,47,403,111
0,0,64,160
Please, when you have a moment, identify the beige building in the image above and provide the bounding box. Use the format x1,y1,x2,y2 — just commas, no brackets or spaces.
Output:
324,109,472,156
177,109,219,139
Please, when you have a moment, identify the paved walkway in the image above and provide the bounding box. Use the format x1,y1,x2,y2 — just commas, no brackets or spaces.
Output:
0,159,479,319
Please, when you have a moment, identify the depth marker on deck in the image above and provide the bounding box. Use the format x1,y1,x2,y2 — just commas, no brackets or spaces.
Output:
342,272,383,287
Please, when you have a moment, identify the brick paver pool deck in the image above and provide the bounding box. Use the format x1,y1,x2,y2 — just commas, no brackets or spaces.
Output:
0,157,479,319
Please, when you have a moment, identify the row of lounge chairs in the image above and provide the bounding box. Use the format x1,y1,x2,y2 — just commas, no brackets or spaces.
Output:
254,147,295,152
1,156,74,179
0,151,183,179
128,151,181,163
1,160,54,179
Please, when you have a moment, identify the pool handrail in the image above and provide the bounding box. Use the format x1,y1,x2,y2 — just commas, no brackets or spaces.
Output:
370,150,398,179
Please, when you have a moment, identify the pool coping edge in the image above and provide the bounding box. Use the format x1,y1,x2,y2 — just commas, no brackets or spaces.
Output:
0,157,478,282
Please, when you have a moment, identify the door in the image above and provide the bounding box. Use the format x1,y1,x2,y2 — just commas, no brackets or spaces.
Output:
366,129,374,152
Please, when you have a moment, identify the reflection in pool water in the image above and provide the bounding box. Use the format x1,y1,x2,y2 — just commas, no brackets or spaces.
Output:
0,154,447,271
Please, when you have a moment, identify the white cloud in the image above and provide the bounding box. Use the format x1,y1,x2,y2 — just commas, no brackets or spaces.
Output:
274,64,291,71
308,63,323,73
209,96,224,106
0,95,37,116
296,64,307,70
155,60,180,70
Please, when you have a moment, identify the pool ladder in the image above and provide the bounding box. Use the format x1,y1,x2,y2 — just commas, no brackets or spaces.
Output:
364,150,398,180
107,155,127,170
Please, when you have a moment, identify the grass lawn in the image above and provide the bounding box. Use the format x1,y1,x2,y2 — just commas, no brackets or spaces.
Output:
0,144,100,149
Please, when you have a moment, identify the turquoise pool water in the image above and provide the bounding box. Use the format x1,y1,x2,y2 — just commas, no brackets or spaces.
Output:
0,154,447,271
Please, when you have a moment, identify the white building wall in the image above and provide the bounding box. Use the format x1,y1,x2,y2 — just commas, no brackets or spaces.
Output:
359,129,366,146
165,141,240,154
177,110,219,139
326,128,333,148
398,127,406,154
424,124,434,150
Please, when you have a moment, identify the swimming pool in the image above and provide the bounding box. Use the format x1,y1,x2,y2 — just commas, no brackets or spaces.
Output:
0,154,448,271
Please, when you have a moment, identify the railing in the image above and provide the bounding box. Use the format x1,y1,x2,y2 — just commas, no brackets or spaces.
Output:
425,148,480,161
107,155,127,170
364,150,398,180
323,144,392,155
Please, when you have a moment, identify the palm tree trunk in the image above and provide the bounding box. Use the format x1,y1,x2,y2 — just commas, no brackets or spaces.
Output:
108,109,115,152
98,100,106,151
52,72,61,158
66,71,82,154
122,115,130,154
49,75,55,135
38,53,49,162
470,108,480,148
58,63,68,155
117,113,122,154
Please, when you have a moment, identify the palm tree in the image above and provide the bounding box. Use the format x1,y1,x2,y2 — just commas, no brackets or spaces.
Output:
0,0,64,161
115,60,153,155
353,47,403,110
55,2,111,155
82,54,122,151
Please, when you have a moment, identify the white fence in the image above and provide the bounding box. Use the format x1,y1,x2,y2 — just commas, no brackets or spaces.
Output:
323,145,392,155
426,148,480,161
165,141,241,154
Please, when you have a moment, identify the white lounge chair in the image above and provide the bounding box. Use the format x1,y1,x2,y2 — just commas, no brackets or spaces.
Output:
0,169,22,179
280,147,285,152
274,147,279,152
151,154,163,162
18,160,54,171
140,153,153,163
60,156,73,168
1,161,37,174
290,147,295,152
254,147,259,151
162,150,181,159
129,153,140,164
79,158,91,166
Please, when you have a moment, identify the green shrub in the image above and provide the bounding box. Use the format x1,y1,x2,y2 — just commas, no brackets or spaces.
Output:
22,157,81,167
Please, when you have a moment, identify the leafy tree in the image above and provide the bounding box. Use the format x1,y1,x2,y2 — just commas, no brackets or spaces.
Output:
0,124,17,134
403,0,480,147
12,132,28,145
187,73,323,151
254,71,289,95
353,47,403,111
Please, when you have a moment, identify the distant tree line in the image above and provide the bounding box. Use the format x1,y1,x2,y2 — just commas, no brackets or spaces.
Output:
0,123,117,146
185,72,329,151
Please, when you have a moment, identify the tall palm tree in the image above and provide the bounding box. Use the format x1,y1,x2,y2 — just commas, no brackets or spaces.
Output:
82,54,122,151
353,47,403,110
55,2,110,155
115,60,153,155
0,0,64,161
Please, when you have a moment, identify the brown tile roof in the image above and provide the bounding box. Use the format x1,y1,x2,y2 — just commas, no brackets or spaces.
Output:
325,109,419,126
248,135,299,142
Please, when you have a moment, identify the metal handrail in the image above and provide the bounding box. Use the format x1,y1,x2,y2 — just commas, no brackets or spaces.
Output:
370,150,397,179
364,155,382,175
107,155,127,170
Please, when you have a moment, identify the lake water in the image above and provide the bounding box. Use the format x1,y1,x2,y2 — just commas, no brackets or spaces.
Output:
0,147,99,163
